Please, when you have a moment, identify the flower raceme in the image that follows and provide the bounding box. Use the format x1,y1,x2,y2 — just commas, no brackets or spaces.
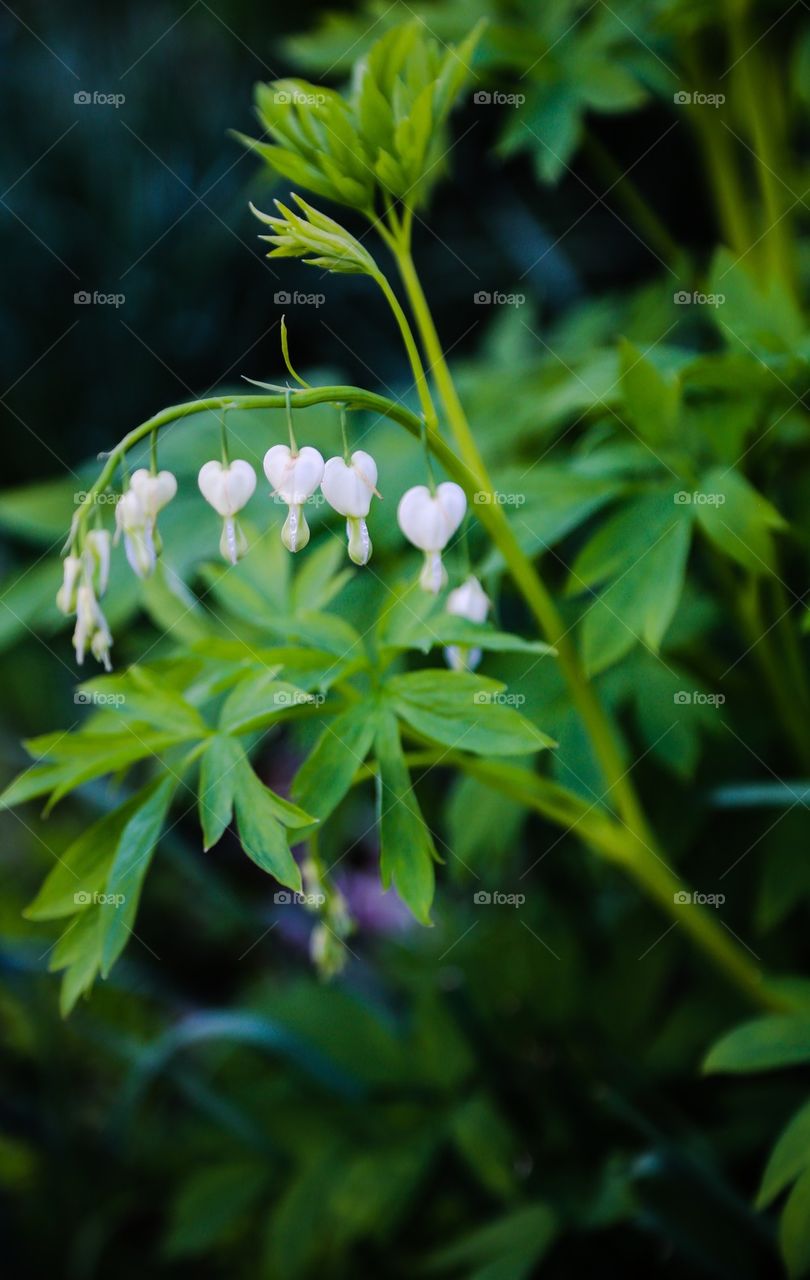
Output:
198,459,256,565
397,482,467,593
321,450,379,566
264,444,324,552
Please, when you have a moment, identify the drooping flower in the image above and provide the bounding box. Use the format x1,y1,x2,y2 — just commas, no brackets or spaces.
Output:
115,468,177,579
445,574,490,671
320,451,379,566
72,583,113,671
83,528,112,597
263,444,324,552
56,554,83,615
198,459,256,564
397,482,467,593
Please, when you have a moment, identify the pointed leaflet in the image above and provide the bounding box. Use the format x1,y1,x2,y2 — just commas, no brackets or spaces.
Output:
386,671,553,756
232,758,303,892
695,467,787,575
292,704,377,822
99,775,177,977
757,1097,810,1209
25,791,150,920
199,733,245,851
376,709,435,926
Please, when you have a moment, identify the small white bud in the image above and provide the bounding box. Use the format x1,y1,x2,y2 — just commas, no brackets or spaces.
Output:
56,554,83,615
83,529,112,597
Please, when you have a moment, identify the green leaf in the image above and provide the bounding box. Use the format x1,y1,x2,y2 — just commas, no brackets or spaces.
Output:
198,733,245,851
292,703,377,822
426,1203,557,1278
694,467,786,575
619,337,680,446
219,673,316,734
376,710,435,925
48,908,104,1016
387,671,554,757
99,775,177,976
25,794,149,921
163,1163,267,1258
386,610,556,659
581,516,692,675
758,1098,810,1209
709,247,804,354
703,1016,810,1074
233,760,303,891
781,1166,810,1279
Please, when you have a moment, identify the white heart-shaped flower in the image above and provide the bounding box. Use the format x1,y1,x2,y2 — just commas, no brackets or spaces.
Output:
130,468,177,518
397,482,466,551
447,575,490,624
198,459,256,517
264,444,324,504
116,487,147,533
321,451,378,518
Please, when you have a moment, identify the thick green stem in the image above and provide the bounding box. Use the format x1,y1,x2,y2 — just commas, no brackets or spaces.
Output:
391,239,651,844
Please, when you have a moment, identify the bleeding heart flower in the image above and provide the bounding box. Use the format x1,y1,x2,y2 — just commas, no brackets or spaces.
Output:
321,451,379,565
73,583,113,671
83,529,111,597
114,468,177,579
264,444,324,553
445,574,490,671
56,554,83,616
198,459,256,565
397,482,466,592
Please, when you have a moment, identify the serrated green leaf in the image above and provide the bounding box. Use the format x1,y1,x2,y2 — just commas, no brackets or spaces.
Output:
292,703,377,822
376,710,435,925
199,734,245,851
387,671,553,756
233,760,303,890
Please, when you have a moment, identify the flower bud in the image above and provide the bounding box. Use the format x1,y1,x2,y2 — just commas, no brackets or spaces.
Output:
73,583,113,671
115,488,156,578
83,529,112,597
56,554,83,615
129,468,177,519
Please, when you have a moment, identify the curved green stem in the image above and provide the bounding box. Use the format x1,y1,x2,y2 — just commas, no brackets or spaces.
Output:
372,269,439,432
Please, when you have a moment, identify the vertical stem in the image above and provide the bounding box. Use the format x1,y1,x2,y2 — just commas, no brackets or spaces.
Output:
391,237,652,846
